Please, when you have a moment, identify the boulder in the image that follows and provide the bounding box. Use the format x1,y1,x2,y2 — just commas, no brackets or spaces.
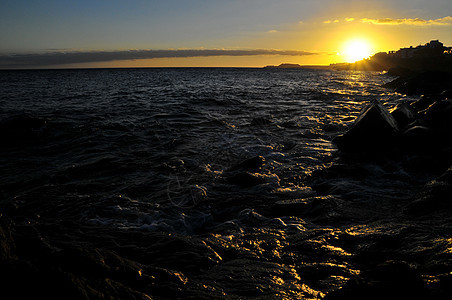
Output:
405,165,452,214
0,113,46,146
387,67,414,77
0,113,46,134
0,217,16,261
390,103,416,130
333,101,399,152
325,260,429,300
398,125,433,151
224,156,277,188
226,172,279,188
227,156,266,173
384,71,452,96
410,95,436,111
271,195,337,219
440,89,452,99
420,99,452,131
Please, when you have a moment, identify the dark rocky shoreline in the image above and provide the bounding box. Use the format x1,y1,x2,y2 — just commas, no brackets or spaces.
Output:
318,70,452,299
1,70,452,299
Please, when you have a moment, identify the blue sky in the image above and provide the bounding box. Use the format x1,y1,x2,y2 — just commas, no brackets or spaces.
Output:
1,0,322,51
1,0,452,67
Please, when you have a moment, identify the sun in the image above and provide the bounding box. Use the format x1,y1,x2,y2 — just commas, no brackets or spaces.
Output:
341,39,373,63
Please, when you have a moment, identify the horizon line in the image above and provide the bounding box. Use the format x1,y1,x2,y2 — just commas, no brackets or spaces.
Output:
0,48,321,69
0,64,334,71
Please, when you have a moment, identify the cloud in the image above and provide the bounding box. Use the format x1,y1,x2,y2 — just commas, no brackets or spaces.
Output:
0,49,319,68
360,16,452,26
267,30,278,33
345,18,355,22
323,19,339,24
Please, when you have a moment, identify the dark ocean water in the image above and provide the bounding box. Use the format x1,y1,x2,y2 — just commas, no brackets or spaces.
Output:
1,68,450,299
0,68,397,230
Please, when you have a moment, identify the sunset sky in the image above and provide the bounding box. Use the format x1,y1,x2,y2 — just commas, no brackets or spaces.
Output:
1,0,452,69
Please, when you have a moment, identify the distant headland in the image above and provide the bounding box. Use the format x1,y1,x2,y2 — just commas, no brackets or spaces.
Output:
263,63,330,70
265,40,452,73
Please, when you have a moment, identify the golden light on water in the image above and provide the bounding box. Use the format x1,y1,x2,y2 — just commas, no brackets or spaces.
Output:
340,38,374,63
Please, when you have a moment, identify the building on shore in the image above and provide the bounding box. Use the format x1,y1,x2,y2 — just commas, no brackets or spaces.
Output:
391,40,446,59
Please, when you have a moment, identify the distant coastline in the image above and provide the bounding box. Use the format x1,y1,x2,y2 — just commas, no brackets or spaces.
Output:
331,40,452,72
263,63,331,70
265,40,452,73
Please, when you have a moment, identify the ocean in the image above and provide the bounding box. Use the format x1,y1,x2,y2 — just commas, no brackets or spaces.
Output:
0,68,448,298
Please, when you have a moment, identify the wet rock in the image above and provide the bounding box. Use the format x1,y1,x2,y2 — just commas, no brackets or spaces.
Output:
272,185,316,198
0,113,46,132
390,103,416,130
398,125,433,151
226,172,279,188
14,224,60,260
421,99,452,131
384,71,452,96
405,166,452,214
325,260,429,300
333,101,399,153
0,217,16,261
410,95,436,111
198,258,322,299
224,156,279,188
440,89,452,99
227,156,266,173
0,113,47,146
135,233,222,273
272,196,338,220
0,219,187,299
438,272,452,296
297,262,359,289
250,116,273,126
387,67,414,77
323,123,342,132
272,198,313,215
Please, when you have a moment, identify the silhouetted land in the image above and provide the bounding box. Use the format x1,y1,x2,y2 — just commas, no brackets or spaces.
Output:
264,63,331,70
331,40,452,73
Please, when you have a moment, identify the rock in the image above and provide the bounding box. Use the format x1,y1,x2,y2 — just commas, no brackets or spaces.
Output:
410,95,436,111
0,113,46,133
271,195,338,220
384,71,452,96
226,172,279,188
227,156,266,173
139,233,222,273
333,101,399,152
405,166,452,214
325,261,429,300
272,198,312,215
0,216,16,261
250,116,272,126
390,103,416,130
440,89,452,99
421,99,452,131
323,123,342,132
225,156,277,188
387,67,414,77
398,125,433,151
0,113,46,146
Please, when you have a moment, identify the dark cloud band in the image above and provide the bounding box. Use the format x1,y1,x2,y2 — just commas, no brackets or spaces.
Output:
0,49,318,68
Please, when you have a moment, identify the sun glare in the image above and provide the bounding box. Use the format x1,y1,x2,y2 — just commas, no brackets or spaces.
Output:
341,39,373,63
